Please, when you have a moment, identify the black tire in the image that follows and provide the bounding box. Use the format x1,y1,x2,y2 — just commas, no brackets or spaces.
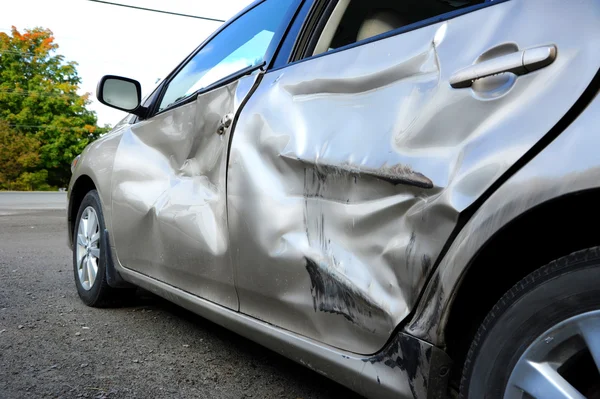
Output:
73,190,134,307
460,247,600,398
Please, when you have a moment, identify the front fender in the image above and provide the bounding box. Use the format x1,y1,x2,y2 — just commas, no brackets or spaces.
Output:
67,123,128,248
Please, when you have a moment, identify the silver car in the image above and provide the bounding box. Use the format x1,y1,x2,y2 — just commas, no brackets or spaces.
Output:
67,0,600,397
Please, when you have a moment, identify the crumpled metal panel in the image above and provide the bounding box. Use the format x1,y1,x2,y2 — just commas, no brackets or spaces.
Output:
110,76,258,310
228,0,600,354
406,83,600,346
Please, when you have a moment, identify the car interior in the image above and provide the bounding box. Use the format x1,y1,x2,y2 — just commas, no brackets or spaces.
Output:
311,0,485,56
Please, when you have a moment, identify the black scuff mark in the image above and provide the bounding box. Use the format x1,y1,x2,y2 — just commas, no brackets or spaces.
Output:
408,272,444,336
291,156,433,189
377,376,381,384
303,168,310,238
405,232,416,271
320,162,433,189
302,164,390,332
305,257,382,331
304,165,328,200
317,213,326,251
364,334,428,399
422,254,432,271
304,166,385,331
406,235,434,300
416,254,434,294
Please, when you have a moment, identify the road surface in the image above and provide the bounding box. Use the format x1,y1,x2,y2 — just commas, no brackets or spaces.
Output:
0,192,361,399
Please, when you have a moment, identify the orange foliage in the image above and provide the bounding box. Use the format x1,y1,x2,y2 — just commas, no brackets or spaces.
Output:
5,26,57,55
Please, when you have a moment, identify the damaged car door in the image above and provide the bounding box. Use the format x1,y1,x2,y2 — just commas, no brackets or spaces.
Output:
227,0,600,354
109,0,295,310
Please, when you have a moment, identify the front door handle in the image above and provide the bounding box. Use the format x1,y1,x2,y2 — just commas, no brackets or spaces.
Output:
217,113,234,135
450,45,557,89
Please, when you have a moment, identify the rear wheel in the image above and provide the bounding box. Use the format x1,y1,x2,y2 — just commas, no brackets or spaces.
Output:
460,247,600,399
73,190,133,307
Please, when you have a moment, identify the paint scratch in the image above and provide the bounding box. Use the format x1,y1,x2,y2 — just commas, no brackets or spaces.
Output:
305,257,382,331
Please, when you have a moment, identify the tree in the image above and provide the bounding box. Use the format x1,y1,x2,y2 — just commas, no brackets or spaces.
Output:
0,26,110,189
0,120,45,190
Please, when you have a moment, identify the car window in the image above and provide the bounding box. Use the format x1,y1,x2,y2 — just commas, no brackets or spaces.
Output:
310,0,485,57
142,83,162,109
158,0,294,113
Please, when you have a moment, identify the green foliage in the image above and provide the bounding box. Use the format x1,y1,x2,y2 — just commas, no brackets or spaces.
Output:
13,170,53,191
0,26,110,189
0,120,49,190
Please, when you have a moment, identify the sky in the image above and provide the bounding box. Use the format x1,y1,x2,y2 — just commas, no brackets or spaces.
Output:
1,0,254,126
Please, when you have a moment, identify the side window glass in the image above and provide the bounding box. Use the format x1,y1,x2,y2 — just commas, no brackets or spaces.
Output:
311,0,484,57
142,84,162,109
158,0,293,112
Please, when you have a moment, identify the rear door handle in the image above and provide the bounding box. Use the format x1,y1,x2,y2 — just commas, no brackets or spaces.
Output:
450,45,557,89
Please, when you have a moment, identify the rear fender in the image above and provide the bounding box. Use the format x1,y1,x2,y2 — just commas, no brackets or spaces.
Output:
406,89,600,345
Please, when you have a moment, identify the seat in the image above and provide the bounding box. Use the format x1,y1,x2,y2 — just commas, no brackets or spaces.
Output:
356,9,405,42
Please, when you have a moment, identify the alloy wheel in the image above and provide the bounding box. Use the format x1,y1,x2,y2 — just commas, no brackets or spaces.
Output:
76,206,100,291
504,310,600,399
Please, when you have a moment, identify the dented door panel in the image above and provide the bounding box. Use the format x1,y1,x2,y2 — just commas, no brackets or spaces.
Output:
228,0,600,354
110,75,258,310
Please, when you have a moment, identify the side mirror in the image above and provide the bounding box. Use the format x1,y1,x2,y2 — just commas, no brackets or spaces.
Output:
97,75,146,117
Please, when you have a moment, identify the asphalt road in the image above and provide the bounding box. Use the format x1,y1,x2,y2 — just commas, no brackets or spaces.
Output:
0,193,362,399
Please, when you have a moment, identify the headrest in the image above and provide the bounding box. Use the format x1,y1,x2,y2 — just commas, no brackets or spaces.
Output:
357,10,404,42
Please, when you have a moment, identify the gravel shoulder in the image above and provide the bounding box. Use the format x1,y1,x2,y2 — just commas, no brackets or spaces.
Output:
0,209,362,399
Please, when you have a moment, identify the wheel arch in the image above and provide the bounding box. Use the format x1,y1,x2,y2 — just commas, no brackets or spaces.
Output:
66,127,125,249
68,174,97,249
444,188,600,385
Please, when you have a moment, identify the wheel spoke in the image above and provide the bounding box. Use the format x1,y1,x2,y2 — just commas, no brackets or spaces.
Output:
77,233,87,247
90,248,100,258
77,244,86,262
579,317,600,374
510,360,586,399
86,211,97,237
81,254,89,285
87,257,96,286
89,231,100,245
80,217,88,238
78,253,86,281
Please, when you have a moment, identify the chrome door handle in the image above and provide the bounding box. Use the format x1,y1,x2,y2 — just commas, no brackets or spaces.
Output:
450,45,557,89
217,113,234,135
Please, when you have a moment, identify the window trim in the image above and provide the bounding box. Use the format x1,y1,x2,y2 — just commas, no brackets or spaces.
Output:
286,0,331,66
157,63,266,115
270,0,511,72
303,0,339,58
271,0,314,70
148,0,301,118
263,0,305,70
132,81,164,124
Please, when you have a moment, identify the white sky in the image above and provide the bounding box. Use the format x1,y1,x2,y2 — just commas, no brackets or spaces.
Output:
2,0,254,126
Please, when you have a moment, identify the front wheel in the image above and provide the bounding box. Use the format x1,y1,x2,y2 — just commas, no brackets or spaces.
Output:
73,190,132,307
460,247,600,399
